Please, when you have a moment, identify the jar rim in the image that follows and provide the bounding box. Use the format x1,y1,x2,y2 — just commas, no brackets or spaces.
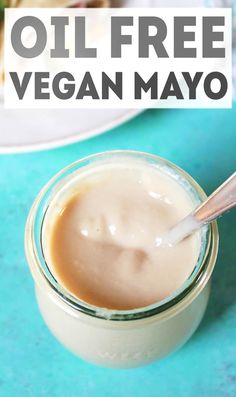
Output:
25,150,218,321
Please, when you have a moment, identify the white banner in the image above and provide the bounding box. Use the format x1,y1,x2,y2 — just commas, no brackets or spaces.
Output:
4,8,232,108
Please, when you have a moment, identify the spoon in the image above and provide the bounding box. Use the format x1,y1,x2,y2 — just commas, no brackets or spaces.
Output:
156,171,236,247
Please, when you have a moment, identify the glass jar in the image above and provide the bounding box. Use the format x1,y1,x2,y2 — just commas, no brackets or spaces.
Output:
25,151,219,369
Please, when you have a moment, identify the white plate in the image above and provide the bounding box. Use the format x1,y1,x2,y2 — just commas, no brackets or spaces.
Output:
0,107,142,153
0,0,208,153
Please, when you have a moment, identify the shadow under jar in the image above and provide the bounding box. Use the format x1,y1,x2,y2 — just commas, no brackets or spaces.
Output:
25,151,219,368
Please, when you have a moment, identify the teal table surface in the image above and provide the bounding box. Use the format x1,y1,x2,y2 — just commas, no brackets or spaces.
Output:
0,106,236,397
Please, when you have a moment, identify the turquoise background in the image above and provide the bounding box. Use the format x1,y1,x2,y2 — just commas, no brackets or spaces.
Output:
0,106,236,396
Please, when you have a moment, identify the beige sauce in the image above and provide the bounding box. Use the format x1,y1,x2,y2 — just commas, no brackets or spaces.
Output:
46,161,200,310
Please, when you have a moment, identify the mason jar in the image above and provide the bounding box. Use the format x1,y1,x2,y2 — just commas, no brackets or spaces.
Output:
25,151,219,368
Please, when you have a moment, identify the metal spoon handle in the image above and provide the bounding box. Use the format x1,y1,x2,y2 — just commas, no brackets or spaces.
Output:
157,171,236,247
194,172,236,224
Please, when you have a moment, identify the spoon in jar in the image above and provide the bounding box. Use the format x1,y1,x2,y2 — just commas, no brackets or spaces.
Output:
156,171,236,247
